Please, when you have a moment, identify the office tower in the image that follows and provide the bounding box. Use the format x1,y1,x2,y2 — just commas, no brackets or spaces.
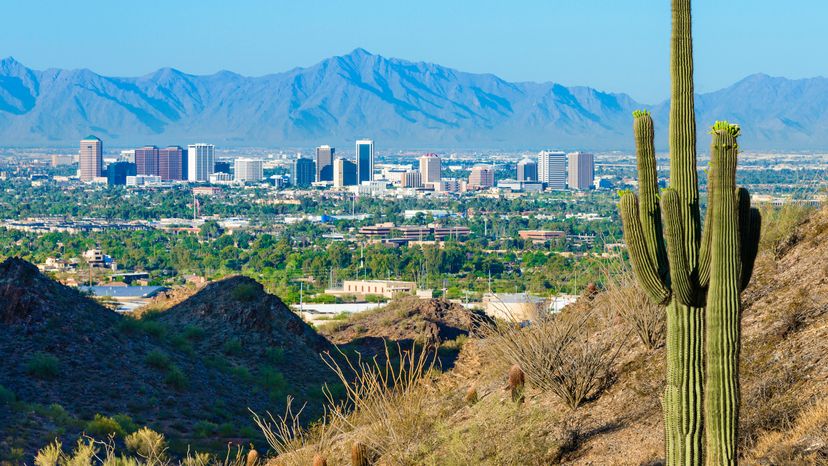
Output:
79,136,103,181
187,144,215,182
106,161,136,186
234,158,264,182
356,139,374,183
567,151,595,190
214,161,231,173
418,153,441,186
315,145,335,182
134,145,160,176
468,165,495,189
402,170,422,188
517,158,538,182
159,146,184,181
333,158,357,187
538,150,567,189
292,157,316,187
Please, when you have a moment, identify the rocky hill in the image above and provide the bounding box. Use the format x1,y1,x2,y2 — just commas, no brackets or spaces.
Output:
258,206,828,465
3,51,828,149
0,262,338,460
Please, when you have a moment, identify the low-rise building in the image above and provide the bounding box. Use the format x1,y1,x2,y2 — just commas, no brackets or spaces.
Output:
519,230,566,243
482,293,547,322
326,279,418,299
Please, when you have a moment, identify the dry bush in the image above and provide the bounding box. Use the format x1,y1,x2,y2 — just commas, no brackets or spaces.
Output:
320,342,437,464
748,397,828,464
483,310,623,410
597,268,665,351
251,396,338,466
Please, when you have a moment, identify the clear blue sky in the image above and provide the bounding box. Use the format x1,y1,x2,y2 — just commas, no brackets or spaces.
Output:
2,0,825,103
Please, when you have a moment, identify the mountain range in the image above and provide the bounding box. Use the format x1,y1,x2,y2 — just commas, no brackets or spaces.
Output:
1,48,828,150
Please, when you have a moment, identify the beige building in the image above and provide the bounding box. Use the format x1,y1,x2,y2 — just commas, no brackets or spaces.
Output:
567,151,594,190
79,136,103,181
326,280,417,299
482,293,547,322
418,153,441,186
468,165,494,189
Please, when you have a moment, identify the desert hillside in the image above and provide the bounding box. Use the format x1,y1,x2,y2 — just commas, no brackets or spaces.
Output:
0,265,338,458
259,205,828,465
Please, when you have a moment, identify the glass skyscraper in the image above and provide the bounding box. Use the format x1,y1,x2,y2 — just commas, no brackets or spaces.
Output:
356,139,374,183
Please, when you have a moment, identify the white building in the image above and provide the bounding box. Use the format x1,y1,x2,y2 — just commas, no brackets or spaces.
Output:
234,158,264,182
187,144,215,182
538,150,567,189
567,152,595,190
209,172,233,184
126,175,162,186
418,153,441,186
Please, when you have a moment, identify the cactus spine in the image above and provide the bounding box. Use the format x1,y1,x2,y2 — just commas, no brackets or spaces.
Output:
619,1,760,465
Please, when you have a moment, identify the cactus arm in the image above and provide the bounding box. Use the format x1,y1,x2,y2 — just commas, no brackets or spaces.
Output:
661,189,696,306
698,164,715,289
705,123,742,465
740,207,761,291
620,193,671,304
669,0,702,270
634,111,670,282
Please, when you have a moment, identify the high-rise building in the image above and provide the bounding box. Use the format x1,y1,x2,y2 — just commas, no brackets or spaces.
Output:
468,165,495,189
292,157,316,187
402,170,422,188
315,145,335,182
234,158,264,182
334,158,358,187
517,158,538,182
214,161,231,174
106,161,136,186
356,139,374,183
159,146,184,181
419,153,441,186
567,151,595,190
79,136,103,181
187,144,215,182
134,146,160,176
538,150,567,189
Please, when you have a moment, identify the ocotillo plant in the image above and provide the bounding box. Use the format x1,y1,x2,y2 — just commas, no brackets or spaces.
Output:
619,1,761,464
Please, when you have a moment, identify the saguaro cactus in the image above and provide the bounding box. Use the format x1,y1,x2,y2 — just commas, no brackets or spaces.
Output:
619,1,761,464
704,122,760,465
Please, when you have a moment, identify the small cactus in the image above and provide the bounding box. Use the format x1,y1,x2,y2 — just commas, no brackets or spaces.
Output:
312,453,328,466
465,386,478,405
507,364,525,404
351,442,371,466
245,449,258,466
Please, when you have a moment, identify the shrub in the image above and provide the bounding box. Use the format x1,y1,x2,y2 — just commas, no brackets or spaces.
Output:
164,365,187,390
260,367,288,399
0,385,15,404
232,282,260,302
484,310,621,409
112,414,139,435
265,347,285,364
222,338,243,356
125,427,168,463
144,350,171,370
85,414,126,437
26,352,60,380
181,325,205,341
194,420,218,438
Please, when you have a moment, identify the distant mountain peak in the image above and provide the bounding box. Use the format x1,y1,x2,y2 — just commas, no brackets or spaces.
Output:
0,53,827,149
